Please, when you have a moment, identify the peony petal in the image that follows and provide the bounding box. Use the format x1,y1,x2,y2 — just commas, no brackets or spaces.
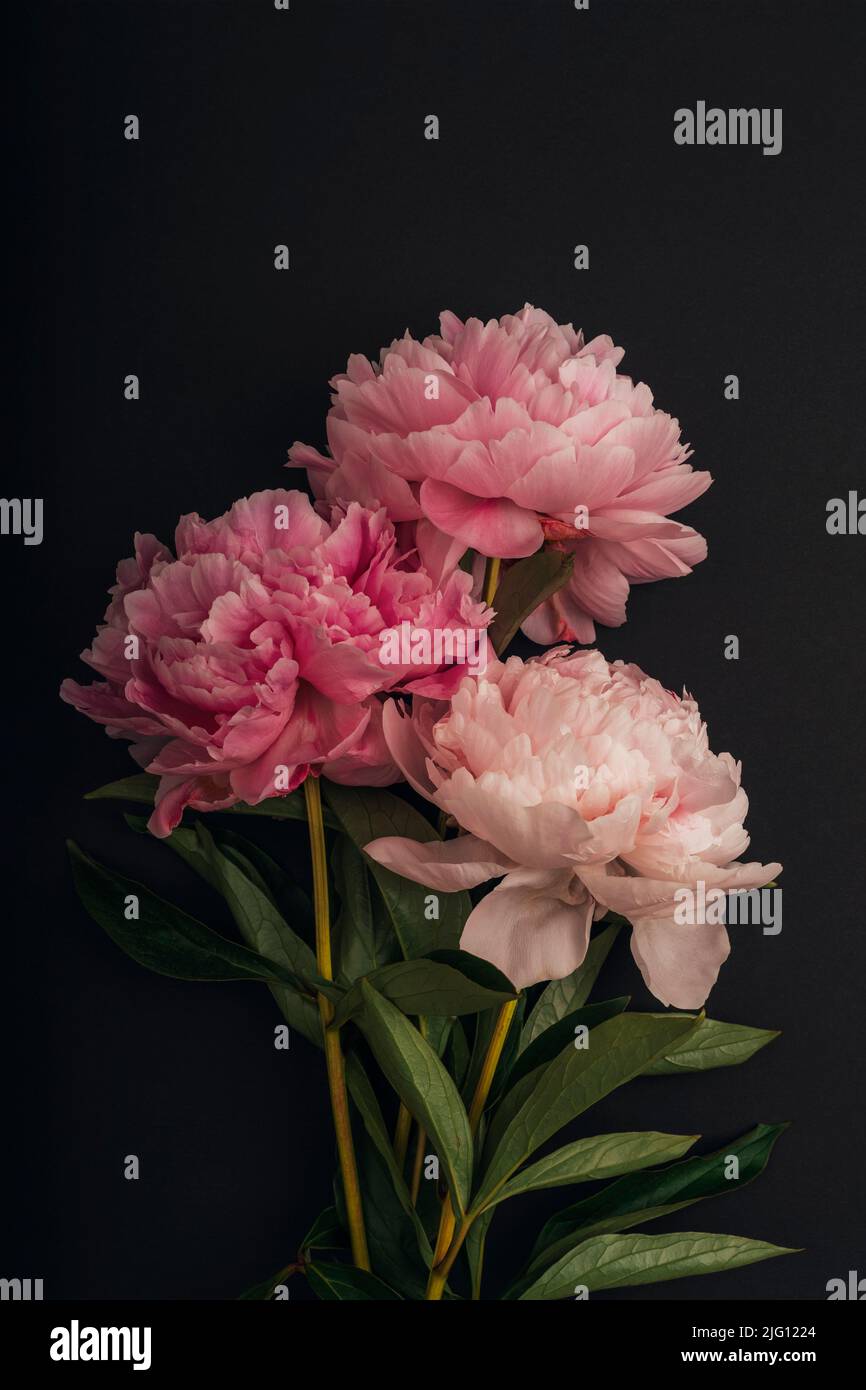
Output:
419,479,544,559
364,832,517,891
630,916,730,1009
460,868,595,989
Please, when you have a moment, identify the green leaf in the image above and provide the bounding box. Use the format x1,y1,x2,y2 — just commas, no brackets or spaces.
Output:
237,1264,300,1300
473,1011,701,1212
301,1205,347,1254
214,826,314,943
144,819,322,1047
517,1230,796,1301
521,923,621,1048
446,1018,471,1092
463,996,524,1110
322,781,470,958
306,1260,402,1300
67,840,312,991
489,548,575,654
481,1131,698,1214
507,997,629,1091
523,1122,788,1283
353,980,473,1216
645,1017,780,1073
332,835,398,983
344,1051,430,1256
334,955,517,1028
350,1123,432,1298
193,823,328,997
464,1206,495,1301
85,773,160,805
85,772,338,827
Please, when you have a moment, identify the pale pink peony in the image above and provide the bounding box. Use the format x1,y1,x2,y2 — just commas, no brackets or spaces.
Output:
290,305,711,643
61,489,491,837
364,649,780,1007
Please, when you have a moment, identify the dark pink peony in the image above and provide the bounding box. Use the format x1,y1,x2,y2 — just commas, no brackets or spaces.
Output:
62,489,491,836
291,304,711,643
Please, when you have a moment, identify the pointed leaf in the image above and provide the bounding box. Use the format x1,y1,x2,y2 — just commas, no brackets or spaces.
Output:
334,956,517,1028
322,781,470,957
474,1011,701,1211
521,924,620,1048
354,980,473,1216
489,549,575,654
306,1260,402,1300
68,840,311,991
481,1131,698,1213
523,1122,789,1282
301,1205,347,1254
344,1050,431,1262
508,997,629,1091
332,835,398,982
194,823,327,996
85,773,160,805
237,1264,301,1300
350,1124,432,1297
517,1230,796,1300
645,1017,780,1073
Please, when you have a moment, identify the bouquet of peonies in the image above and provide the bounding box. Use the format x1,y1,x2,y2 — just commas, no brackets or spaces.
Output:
62,306,791,1300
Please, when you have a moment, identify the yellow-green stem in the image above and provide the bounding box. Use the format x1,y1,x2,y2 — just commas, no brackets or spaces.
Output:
393,1102,412,1170
425,997,519,1298
482,554,501,607
304,776,370,1273
409,1123,426,1206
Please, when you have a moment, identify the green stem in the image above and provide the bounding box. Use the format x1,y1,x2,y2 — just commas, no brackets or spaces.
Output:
425,997,519,1299
304,776,370,1272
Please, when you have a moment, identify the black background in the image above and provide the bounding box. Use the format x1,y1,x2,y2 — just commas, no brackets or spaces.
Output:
4,0,865,1302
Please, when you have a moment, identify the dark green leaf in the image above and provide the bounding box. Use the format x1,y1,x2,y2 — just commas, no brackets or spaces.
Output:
194,823,329,998
301,1205,347,1254
474,1012,701,1211
464,1207,495,1301
334,956,517,1028
85,773,160,805
306,1260,402,1300
446,1019,471,1092
521,924,621,1048
237,1264,299,1300
67,840,311,991
147,820,322,1046
350,1124,432,1298
523,1122,789,1280
507,997,629,1091
344,1051,430,1254
481,1130,698,1213
489,549,575,654
322,781,470,958
332,835,398,983
86,772,338,826
353,980,473,1216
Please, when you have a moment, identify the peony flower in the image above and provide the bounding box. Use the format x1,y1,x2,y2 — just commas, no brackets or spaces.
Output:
290,304,711,643
61,489,492,837
364,649,780,1007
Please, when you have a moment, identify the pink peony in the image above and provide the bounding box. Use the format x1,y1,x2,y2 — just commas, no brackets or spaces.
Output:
61,489,491,837
364,649,780,1007
290,304,711,643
